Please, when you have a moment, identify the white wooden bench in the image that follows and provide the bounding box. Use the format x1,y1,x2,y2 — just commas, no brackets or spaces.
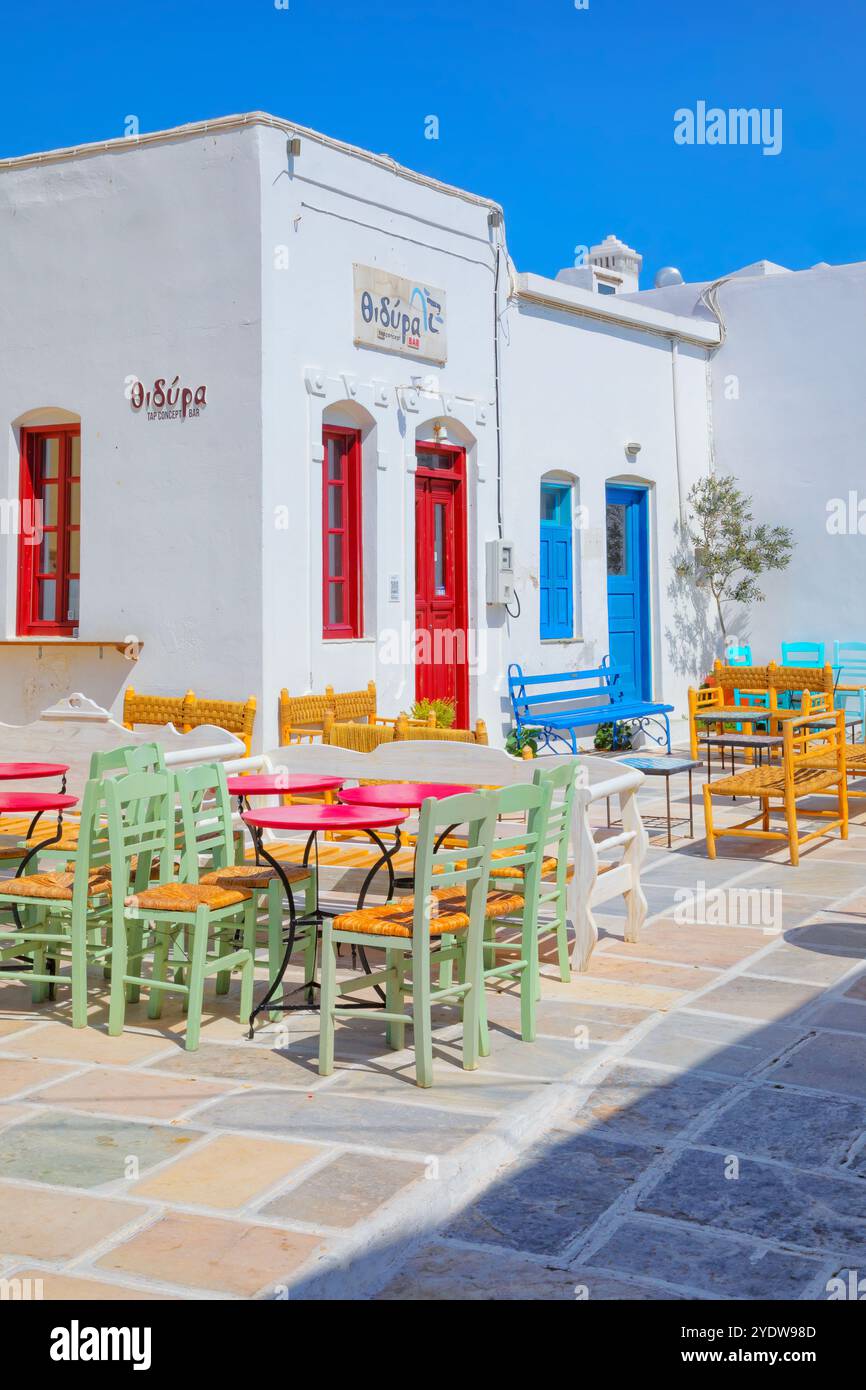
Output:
224,740,648,972
0,693,245,798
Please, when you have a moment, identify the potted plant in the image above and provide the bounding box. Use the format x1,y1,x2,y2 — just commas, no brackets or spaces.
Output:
411,697,457,728
593,721,634,752
505,726,540,757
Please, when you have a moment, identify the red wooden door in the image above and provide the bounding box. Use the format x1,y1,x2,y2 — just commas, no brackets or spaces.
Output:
414,445,468,726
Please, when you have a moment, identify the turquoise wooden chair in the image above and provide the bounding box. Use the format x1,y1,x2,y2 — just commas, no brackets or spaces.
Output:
318,789,498,1087
175,762,317,1011
0,775,117,1025
107,768,256,1050
725,643,752,665
782,641,825,667
833,641,866,743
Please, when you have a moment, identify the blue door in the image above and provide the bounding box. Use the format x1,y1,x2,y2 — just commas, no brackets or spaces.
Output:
539,482,573,639
606,484,650,702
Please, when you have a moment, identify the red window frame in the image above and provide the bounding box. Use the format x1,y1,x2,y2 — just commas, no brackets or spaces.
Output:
17,424,81,637
322,426,363,639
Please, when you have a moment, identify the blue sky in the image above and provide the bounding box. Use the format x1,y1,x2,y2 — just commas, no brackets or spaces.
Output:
3,0,864,284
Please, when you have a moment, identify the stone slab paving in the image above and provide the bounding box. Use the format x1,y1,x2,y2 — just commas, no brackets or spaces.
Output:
1,757,866,1299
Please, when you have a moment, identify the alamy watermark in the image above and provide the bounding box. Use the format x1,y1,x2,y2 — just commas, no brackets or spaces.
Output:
674,102,782,156
0,497,43,545
673,881,782,932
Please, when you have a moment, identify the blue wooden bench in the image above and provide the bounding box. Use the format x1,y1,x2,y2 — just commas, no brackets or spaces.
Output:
508,662,674,754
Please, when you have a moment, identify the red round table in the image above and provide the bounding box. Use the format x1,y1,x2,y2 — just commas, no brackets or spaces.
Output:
339,782,473,887
0,763,69,783
339,782,472,809
227,773,344,800
242,803,408,1029
0,789,79,939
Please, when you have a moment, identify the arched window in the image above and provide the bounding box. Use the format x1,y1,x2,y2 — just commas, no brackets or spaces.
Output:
539,478,578,640
17,422,81,636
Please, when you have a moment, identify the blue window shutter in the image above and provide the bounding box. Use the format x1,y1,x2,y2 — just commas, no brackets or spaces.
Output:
540,484,573,639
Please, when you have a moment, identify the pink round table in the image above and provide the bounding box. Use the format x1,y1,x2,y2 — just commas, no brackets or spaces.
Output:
227,773,344,800
0,789,79,939
0,762,69,783
339,781,472,810
242,803,409,1029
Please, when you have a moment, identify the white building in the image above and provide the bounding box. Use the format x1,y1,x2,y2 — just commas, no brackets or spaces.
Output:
18,110,849,750
630,259,866,670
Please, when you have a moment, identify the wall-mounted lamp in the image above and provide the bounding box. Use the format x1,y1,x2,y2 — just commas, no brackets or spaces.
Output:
625,441,642,456
487,209,503,228
286,136,301,158
432,420,446,441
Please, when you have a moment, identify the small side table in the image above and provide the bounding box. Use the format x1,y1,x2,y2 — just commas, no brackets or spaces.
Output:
617,756,700,847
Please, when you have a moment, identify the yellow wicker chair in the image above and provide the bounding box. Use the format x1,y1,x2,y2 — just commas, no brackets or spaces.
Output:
123,689,257,754
395,715,489,745
322,713,398,751
123,687,188,733
702,710,848,866
279,681,434,745
278,689,333,745
185,695,256,755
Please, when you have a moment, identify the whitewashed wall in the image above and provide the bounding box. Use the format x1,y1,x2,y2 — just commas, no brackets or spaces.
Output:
640,263,866,670
0,128,264,724
499,286,714,735
256,123,500,746
0,115,719,748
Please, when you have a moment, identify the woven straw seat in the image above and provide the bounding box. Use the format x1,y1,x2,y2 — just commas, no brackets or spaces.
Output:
439,845,559,879
200,863,309,890
333,885,525,938
695,705,768,721
708,764,840,799
0,869,111,902
809,747,866,772
125,882,251,912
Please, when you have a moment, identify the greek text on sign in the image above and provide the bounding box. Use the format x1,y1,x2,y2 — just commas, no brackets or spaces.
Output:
353,265,447,365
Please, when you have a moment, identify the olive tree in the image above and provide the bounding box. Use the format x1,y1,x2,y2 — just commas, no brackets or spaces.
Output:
679,474,794,640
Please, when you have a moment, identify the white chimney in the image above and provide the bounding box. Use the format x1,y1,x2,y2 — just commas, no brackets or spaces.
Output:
555,233,642,296
588,234,642,293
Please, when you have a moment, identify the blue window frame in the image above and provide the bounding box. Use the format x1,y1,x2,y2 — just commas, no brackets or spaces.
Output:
540,482,574,640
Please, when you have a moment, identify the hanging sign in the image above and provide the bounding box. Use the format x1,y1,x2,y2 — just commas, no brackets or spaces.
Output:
353,265,447,365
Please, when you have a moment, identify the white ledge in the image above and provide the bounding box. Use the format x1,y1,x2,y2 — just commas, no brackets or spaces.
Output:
515,272,721,346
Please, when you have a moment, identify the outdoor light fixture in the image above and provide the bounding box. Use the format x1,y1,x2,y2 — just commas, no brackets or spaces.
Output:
625,441,642,455
286,136,301,157
487,209,503,227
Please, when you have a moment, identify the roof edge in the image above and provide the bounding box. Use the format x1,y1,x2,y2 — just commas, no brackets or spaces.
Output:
0,110,503,214
515,271,721,346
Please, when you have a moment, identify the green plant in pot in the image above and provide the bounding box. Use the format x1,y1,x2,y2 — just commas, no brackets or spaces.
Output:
411,696,457,728
593,721,634,752
506,726,540,757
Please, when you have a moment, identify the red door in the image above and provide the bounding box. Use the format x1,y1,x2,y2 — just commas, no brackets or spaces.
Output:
414,444,469,726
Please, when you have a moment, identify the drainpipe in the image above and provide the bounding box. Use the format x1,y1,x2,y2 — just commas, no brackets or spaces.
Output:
670,338,686,526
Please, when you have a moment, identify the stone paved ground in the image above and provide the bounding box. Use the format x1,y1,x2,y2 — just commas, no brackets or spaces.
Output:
2,759,866,1300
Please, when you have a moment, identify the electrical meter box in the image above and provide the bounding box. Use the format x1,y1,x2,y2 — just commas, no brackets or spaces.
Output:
486,539,515,605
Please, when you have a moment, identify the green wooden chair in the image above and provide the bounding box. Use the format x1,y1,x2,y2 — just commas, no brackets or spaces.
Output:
0,775,116,1025
107,768,255,1050
173,762,317,1013
318,789,498,1087
533,762,578,984
478,763,577,987
474,777,553,1055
